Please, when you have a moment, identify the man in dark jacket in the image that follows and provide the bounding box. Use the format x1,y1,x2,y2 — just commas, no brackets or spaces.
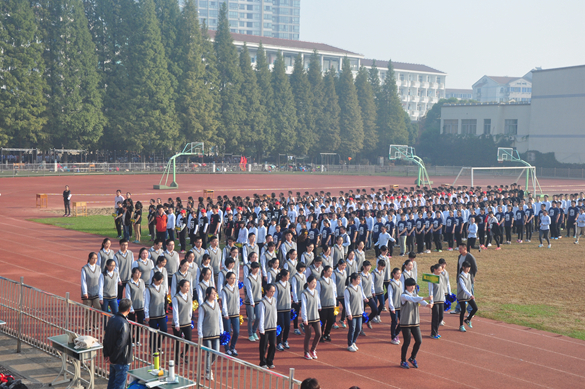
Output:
104,298,133,389
452,244,478,314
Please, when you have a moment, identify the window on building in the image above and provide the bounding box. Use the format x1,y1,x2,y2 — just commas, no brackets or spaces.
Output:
229,11,238,18
443,119,458,134
399,74,404,81
505,119,518,135
522,87,532,93
199,1,208,7
437,77,441,84
229,2,238,9
419,75,423,82
483,119,491,135
461,119,477,135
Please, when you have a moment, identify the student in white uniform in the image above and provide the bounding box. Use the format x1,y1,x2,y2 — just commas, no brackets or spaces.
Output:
172,279,193,361
198,286,223,381
400,278,431,369
220,270,241,356
81,252,101,328
457,261,478,332
258,283,278,369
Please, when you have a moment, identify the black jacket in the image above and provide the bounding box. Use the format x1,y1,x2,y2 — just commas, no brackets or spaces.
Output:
103,313,133,365
457,253,478,283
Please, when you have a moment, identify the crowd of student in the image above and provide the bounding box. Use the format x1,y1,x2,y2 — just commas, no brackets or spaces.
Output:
80,183,585,373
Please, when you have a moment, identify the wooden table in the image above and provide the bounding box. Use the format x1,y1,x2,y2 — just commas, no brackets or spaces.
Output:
127,366,195,389
203,189,214,198
49,334,103,389
72,201,87,217
36,193,48,208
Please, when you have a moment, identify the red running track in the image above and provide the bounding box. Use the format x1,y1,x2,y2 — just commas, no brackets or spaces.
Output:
1,174,585,389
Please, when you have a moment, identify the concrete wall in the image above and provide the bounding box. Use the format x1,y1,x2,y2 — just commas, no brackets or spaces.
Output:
529,66,585,163
440,103,531,152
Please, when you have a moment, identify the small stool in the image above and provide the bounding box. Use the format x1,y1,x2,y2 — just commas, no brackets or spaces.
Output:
392,184,399,189
203,189,214,198
72,201,87,217
36,193,48,208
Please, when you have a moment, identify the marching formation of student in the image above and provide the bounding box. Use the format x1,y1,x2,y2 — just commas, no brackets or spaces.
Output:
86,184,582,374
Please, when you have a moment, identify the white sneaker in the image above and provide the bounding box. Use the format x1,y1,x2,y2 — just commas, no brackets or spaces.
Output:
377,316,382,323
352,343,359,350
548,244,551,248
205,371,214,381
487,243,492,247
575,241,579,244
440,320,445,326
390,338,399,345
348,345,357,352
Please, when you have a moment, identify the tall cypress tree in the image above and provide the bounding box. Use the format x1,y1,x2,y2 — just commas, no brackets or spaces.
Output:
123,0,179,153
368,60,382,101
255,43,275,155
318,68,341,153
271,51,298,155
290,54,317,157
175,0,218,146
200,21,221,148
214,2,243,152
92,0,135,150
355,67,378,154
0,0,47,148
307,50,325,157
376,60,408,154
154,0,181,92
239,44,267,160
337,57,363,158
43,0,104,149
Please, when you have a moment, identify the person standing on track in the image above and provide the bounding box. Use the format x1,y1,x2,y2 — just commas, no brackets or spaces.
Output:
63,185,71,217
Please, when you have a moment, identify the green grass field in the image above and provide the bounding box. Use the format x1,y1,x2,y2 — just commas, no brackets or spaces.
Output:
30,215,585,340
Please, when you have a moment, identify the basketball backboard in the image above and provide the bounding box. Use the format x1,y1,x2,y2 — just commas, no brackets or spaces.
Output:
497,147,520,162
389,145,414,160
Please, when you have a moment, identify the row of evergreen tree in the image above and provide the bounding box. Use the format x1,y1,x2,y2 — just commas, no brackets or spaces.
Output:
0,0,416,160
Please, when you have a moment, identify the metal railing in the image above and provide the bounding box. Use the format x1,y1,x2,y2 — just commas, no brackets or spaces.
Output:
2,161,585,180
0,276,301,389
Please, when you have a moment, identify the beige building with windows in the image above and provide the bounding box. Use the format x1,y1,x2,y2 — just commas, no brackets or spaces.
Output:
440,64,585,164
206,31,447,121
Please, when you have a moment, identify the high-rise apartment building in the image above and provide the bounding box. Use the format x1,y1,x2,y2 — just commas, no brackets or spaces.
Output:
195,0,301,40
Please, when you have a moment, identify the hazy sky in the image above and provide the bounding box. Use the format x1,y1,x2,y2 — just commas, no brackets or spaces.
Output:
300,0,585,89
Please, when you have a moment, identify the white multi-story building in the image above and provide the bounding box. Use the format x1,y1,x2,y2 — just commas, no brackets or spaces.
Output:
195,0,301,40
440,64,585,164
445,88,473,100
472,75,532,103
206,31,446,121
360,59,446,121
